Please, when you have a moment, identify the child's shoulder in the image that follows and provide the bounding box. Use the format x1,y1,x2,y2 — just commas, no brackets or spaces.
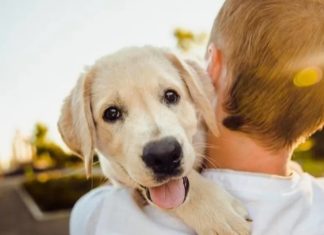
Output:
70,185,132,235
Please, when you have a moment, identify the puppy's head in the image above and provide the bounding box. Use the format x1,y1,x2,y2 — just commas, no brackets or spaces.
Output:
58,47,217,209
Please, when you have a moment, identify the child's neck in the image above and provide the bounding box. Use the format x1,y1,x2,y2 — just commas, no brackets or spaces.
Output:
205,128,293,176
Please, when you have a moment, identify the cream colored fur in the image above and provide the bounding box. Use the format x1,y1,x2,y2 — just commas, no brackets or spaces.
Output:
58,46,250,235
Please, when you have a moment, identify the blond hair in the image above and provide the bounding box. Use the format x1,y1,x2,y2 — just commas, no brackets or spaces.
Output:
209,0,324,149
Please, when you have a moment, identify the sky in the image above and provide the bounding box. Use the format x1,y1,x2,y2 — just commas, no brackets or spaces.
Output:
0,0,224,168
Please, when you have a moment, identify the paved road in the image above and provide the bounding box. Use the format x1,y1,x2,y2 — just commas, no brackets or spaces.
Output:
0,178,69,235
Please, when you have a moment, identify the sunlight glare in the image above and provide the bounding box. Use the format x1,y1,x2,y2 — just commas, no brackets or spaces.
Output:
293,67,322,88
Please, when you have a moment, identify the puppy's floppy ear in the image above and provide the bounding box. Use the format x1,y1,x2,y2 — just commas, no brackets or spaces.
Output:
58,69,96,177
165,52,219,136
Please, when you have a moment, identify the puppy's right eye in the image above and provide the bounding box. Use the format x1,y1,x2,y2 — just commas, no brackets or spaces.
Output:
163,89,180,105
103,106,122,122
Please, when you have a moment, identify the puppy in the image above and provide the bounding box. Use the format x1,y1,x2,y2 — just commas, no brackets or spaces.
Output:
58,47,250,234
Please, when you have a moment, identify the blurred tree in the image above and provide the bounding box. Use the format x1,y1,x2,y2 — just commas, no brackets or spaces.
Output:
31,123,80,169
34,123,47,141
312,129,324,159
174,28,208,52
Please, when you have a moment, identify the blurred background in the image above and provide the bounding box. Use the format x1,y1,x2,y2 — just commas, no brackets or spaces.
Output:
0,1,323,235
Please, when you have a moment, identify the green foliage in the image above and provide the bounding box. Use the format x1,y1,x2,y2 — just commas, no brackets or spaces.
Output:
293,151,324,177
34,123,48,142
174,28,207,52
312,130,324,159
293,129,324,176
31,122,80,169
23,175,104,211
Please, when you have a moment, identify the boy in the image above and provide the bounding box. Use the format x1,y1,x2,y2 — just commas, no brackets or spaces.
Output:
203,0,324,234
70,1,324,234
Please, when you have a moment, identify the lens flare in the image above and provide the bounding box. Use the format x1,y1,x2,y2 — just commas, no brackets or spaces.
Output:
293,67,322,87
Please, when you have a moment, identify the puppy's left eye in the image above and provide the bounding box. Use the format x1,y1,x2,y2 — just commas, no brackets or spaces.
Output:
163,89,180,105
103,106,122,123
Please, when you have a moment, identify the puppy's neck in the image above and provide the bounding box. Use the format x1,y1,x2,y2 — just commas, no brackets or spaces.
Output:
205,127,293,176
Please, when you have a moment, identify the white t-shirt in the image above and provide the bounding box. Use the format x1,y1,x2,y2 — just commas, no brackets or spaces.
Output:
70,169,324,235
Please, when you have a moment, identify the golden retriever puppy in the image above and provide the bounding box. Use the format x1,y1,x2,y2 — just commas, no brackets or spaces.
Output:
58,46,250,235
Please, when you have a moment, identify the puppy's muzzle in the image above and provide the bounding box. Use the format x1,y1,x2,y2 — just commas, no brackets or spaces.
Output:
142,137,182,178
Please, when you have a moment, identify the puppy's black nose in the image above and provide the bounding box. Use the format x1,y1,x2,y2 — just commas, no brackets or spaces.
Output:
142,137,182,176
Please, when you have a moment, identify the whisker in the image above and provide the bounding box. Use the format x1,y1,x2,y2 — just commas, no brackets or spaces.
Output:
193,142,220,148
193,143,220,151
195,152,220,169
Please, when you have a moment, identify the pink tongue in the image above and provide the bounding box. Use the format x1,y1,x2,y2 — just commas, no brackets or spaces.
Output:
149,178,185,209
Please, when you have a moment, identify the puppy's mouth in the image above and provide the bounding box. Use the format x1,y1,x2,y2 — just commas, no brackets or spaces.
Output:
144,177,189,209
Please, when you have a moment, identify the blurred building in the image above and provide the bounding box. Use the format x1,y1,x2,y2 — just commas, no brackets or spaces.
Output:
0,130,35,173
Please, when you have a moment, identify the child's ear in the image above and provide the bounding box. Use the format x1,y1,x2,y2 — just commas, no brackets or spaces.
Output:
207,44,223,91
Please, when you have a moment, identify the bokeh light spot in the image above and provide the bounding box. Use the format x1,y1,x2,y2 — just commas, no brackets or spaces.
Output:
293,67,322,87
296,139,314,152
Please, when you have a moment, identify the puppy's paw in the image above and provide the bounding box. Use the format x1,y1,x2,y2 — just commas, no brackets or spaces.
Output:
200,193,251,235
230,196,252,223
218,204,251,235
196,205,251,235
